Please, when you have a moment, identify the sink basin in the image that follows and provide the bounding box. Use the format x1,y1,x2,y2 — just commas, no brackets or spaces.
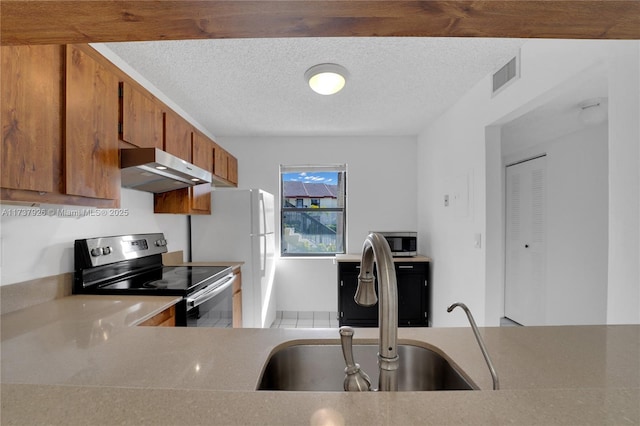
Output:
257,343,477,391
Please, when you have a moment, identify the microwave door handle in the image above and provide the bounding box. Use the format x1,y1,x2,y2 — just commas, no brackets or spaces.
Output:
186,274,236,309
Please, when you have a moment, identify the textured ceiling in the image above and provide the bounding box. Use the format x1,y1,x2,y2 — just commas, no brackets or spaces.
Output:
102,37,525,138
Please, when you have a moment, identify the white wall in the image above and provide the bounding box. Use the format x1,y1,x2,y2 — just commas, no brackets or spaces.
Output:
606,42,640,324
217,135,418,312
0,189,189,286
418,39,640,327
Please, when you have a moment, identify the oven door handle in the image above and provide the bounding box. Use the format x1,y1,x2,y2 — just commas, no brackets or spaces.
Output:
186,274,236,309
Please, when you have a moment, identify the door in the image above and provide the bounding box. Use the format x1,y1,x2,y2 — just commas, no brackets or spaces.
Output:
504,155,547,325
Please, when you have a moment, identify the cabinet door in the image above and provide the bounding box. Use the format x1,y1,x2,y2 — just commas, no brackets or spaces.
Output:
395,263,429,326
192,132,213,171
164,111,192,161
189,132,212,213
190,184,211,213
213,142,228,180
120,81,163,149
65,45,120,200
338,263,377,327
227,154,238,185
1,45,63,193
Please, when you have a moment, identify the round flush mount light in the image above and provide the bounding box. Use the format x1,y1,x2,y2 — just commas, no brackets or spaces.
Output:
578,97,608,125
305,63,348,95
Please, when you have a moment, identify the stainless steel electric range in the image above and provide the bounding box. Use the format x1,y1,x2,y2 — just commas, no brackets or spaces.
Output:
74,233,235,327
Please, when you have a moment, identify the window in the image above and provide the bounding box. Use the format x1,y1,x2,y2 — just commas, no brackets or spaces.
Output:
280,164,346,256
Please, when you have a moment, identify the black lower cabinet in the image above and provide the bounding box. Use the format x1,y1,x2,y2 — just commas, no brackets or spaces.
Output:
338,261,429,327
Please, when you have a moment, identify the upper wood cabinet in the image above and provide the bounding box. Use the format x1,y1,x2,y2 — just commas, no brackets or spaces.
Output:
227,155,238,185
65,44,120,201
163,110,192,162
213,142,228,181
1,44,119,207
1,45,63,194
212,142,238,187
192,131,213,172
119,81,163,149
2,43,237,210
190,132,213,213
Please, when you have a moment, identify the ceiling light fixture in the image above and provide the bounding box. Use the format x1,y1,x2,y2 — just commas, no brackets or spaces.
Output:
578,97,608,125
305,63,348,95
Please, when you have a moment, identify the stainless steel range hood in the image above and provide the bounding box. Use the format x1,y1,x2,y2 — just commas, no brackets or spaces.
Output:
120,148,212,193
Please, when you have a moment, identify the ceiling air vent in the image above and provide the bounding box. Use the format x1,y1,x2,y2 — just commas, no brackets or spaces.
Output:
492,54,519,96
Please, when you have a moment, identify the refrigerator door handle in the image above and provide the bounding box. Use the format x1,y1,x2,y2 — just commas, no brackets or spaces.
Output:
260,193,267,277
260,192,266,236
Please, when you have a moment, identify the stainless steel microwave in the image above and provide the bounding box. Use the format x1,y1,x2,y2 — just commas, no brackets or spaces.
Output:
372,231,417,257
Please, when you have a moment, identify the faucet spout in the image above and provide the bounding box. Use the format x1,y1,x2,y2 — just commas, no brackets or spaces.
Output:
354,232,399,391
447,302,500,390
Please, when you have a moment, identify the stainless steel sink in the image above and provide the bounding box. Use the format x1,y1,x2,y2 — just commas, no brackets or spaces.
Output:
257,343,477,391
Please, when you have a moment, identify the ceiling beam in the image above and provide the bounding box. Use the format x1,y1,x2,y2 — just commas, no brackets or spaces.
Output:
2,1,639,46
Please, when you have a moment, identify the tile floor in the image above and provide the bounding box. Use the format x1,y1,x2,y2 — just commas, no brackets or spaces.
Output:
270,311,339,328
270,313,523,328
500,317,522,326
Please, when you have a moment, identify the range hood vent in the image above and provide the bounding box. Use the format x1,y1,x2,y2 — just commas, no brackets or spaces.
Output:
120,148,212,193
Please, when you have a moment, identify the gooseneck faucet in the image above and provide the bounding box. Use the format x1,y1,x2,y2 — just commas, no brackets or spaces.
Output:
340,232,399,391
447,302,500,390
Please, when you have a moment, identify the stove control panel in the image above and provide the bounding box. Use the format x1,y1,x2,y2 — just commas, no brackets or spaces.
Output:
90,246,113,257
75,233,169,268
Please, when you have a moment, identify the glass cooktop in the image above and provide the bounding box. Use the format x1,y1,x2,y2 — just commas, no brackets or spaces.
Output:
97,265,232,295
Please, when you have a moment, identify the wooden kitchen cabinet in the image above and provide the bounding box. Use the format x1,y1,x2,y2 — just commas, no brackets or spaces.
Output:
212,142,239,187
227,155,238,185
1,44,119,207
232,269,243,328
213,142,228,180
65,44,120,201
138,305,176,327
1,45,63,195
2,43,239,209
163,110,192,162
192,131,213,171
119,81,163,149
337,260,429,327
190,131,213,212
154,184,211,215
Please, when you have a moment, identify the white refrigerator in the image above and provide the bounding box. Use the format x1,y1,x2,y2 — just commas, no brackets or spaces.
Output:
190,189,276,328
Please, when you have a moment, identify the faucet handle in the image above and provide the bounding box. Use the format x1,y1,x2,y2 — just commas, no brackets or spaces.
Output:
339,326,372,391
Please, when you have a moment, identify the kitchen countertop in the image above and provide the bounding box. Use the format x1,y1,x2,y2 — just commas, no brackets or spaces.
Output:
1,295,638,425
335,254,431,262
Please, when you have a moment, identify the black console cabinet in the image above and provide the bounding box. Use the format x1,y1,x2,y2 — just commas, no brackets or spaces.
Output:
337,260,429,327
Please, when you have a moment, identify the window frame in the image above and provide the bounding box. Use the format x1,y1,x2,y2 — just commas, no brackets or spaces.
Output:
279,164,347,257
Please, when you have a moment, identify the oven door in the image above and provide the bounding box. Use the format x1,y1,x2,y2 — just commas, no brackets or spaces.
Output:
185,273,236,327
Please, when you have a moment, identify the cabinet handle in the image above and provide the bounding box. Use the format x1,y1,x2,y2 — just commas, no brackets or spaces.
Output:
340,280,343,287
397,265,414,269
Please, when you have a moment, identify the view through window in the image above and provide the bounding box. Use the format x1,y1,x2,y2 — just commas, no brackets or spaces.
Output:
280,165,346,256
